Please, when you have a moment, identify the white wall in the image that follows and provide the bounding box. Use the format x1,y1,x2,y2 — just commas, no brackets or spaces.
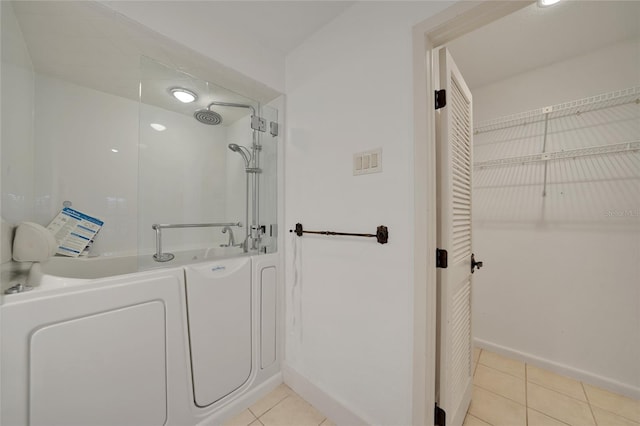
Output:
31,74,246,257
471,38,640,397
138,103,232,255
1,1,35,263
100,1,286,93
33,74,139,256
473,38,640,123
284,2,451,424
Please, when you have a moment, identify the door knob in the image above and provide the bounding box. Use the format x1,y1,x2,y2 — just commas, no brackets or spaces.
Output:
471,253,483,273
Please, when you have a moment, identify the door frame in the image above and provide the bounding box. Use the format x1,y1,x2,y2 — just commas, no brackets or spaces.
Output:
411,2,533,424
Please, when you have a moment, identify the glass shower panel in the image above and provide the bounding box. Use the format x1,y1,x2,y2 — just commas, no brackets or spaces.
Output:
138,57,269,268
257,104,278,254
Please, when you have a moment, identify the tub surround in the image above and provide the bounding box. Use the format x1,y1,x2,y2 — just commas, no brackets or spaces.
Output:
1,253,281,425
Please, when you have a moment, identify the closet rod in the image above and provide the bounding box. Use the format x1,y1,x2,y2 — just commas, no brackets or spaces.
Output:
474,86,640,135
474,140,640,169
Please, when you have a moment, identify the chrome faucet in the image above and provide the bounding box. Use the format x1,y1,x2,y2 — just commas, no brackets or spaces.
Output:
221,226,237,247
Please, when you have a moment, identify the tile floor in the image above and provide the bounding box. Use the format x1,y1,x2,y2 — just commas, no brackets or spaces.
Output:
223,383,335,426
465,348,640,426
224,349,640,426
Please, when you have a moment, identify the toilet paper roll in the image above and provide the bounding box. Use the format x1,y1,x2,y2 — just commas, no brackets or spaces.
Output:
12,222,58,262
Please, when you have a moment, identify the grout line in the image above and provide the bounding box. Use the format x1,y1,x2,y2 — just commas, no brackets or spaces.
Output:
582,386,640,424
526,367,591,404
466,402,496,426
468,413,494,426
582,382,598,426
473,383,527,408
525,362,529,426
527,407,572,426
477,353,525,380
476,361,522,378
474,349,482,376
474,361,528,407
255,394,291,420
527,379,592,404
527,381,596,425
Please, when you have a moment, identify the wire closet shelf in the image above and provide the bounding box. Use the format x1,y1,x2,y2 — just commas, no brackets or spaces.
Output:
473,86,640,169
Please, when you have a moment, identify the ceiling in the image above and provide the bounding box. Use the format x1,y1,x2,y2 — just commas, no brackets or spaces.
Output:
103,1,356,57
447,1,640,89
11,0,639,113
9,0,353,120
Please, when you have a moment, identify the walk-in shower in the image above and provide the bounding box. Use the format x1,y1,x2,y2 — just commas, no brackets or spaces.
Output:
138,57,278,262
201,99,264,252
192,100,266,252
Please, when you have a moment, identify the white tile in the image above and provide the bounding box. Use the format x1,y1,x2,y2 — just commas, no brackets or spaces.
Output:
473,347,481,366
464,413,492,426
527,408,571,426
478,350,525,379
526,365,586,401
320,418,336,426
584,384,640,423
468,385,526,426
249,384,294,417
259,393,326,426
592,406,640,426
474,364,526,404
223,409,257,426
527,382,595,426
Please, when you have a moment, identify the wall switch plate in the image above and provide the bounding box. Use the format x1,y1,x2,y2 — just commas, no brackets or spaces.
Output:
353,148,382,176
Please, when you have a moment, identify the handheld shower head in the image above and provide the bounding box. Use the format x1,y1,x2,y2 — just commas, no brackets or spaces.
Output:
228,143,251,167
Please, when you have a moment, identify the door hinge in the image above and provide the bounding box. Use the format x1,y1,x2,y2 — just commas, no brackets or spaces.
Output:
251,115,267,132
435,89,446,110
436,248,448,268
434,403,446,426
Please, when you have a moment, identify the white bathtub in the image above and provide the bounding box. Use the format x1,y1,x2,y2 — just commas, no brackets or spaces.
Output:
1,251,281,426
13,246,244,294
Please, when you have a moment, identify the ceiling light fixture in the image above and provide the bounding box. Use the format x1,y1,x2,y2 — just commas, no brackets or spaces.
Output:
111,148,119,153
150,123,167,132
538,0,561,7
170,87,197,103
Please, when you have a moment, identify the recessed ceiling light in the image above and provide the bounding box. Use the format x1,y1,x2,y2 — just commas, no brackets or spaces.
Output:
170,87,197,103
538,0,561,7
150,123,167,132
111,148,119,153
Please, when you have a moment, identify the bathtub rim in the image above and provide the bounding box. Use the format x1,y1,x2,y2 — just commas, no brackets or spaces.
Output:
2,247,253,303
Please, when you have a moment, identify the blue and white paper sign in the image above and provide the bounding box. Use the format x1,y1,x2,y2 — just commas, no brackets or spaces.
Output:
46,207,104,257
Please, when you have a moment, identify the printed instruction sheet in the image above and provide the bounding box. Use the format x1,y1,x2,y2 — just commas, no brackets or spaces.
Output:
47,207,104,257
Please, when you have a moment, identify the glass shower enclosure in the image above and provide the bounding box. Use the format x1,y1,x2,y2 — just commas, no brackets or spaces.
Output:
137,57,278,267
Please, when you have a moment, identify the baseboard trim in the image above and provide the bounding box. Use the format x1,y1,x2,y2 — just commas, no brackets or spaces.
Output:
282,364,369,426
475,338,640,400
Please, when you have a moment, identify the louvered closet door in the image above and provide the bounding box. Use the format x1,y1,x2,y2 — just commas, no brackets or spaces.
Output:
436,47,474,426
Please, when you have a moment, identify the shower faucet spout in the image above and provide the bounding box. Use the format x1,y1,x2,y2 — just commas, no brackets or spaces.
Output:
220,226,235,247
221,226,243,248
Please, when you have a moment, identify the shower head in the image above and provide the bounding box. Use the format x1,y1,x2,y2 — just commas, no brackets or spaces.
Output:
194,109,222,125
228,143,251,167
